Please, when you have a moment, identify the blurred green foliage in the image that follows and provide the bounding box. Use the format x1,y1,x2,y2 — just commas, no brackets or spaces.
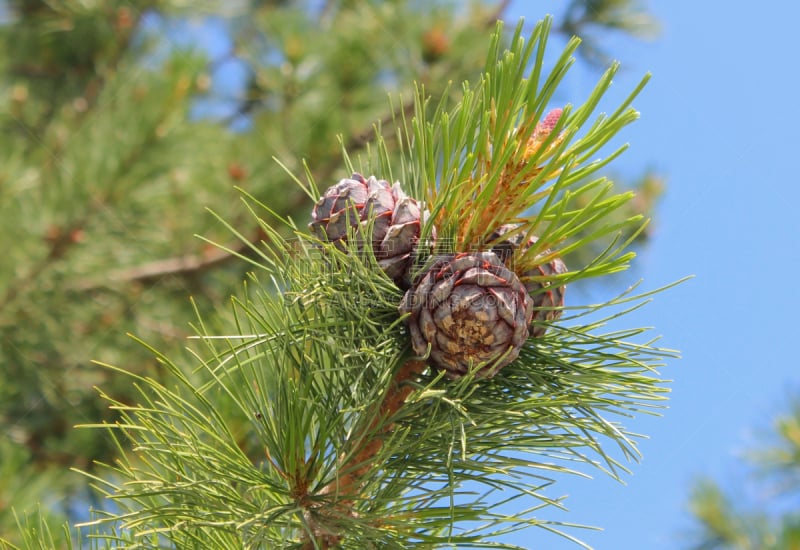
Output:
687,401,800,549
0,0,661,544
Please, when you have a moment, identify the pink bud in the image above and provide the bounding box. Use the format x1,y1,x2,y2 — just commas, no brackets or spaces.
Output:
538,108,563,133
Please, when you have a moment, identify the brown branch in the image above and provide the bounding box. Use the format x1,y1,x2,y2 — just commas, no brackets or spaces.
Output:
486,0,512,27
108,246,241,283
330,359,425,493
303,359,427,549
345,98,417,153
74,229,266,290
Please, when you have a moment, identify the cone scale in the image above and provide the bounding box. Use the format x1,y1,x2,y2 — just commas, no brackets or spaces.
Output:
400,251,533,378
309,173,433,289
489,224,568,338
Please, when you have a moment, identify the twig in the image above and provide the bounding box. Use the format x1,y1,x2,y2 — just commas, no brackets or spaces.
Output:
74,229,266,290
304,359,427,549
105,247,236,284
486,0,512,27
329,359,425,494
347,98,416,153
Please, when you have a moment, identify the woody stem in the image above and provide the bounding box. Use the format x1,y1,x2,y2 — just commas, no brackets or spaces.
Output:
334,359,425,494
305,359,426,548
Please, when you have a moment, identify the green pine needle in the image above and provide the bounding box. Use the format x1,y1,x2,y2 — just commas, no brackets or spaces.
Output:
399,18,650,283
71,16,681,549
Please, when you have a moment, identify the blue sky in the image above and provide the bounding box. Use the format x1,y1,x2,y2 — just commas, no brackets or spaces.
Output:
504,1,800,548
111,2,800,547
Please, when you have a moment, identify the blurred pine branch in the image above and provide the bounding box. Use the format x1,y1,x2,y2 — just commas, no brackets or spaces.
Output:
686,400,800,550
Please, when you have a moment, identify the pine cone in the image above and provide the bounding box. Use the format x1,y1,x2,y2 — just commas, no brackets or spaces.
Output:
309,173,433,288
400,251,533,378
489,224,567,338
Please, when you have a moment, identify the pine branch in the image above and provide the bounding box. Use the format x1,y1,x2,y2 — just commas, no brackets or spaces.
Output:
324,359,427,499
73,229,267,290
10,5,143,153
306,359,426,548
70,17,680,549
1,61,201,310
